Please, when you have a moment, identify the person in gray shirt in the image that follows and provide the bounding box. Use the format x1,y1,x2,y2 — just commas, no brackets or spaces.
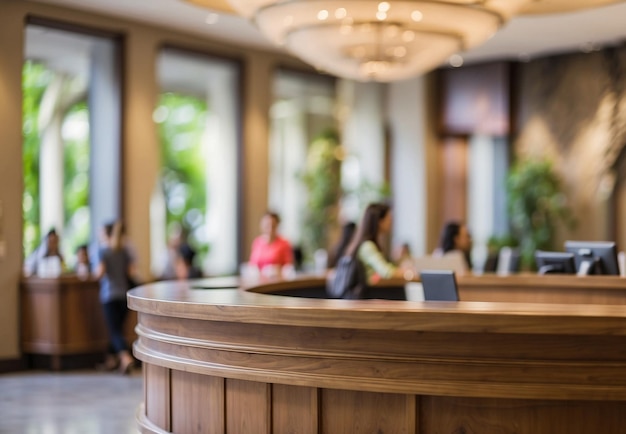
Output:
94,220,137,374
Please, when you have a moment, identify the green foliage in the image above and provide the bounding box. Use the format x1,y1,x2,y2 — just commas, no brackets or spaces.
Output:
507,158,575,269
156,93,209,259
351,179,392,214
301,129,342,255
62,102,91,262
22,61,51,257
487,234,519,254
23,61,91,265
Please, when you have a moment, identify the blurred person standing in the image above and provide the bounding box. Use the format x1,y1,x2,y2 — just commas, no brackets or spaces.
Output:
94,220,138,374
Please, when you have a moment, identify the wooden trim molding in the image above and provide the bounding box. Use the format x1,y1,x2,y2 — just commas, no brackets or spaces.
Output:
129,276,626,433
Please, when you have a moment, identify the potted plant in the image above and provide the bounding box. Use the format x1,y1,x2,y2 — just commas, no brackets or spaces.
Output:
506,158,575,269
301,129,342,258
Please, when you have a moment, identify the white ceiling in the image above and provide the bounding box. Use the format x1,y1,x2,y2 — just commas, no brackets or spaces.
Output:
32,0,626,67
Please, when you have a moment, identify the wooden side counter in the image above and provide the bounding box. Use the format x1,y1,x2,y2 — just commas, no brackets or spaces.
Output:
457,273,626,305
21,276,137,370
129,277,626,434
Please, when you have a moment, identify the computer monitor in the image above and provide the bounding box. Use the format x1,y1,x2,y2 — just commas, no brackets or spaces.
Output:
534,251,576,275
564,241,619,275
420,270,459,301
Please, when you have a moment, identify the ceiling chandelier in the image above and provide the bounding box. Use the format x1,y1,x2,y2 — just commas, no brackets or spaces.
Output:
190,0,626,82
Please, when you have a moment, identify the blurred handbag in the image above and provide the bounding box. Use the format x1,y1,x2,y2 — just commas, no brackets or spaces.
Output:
327,254,367,299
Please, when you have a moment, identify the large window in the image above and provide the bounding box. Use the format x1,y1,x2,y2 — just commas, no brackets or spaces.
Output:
23,25,121,270
269,70,337,260
152,49,240,276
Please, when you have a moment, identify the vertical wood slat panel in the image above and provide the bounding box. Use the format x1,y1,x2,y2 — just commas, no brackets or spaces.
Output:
406,395,417,434
145,364,171,432
171,371,224,434
321,389,416,434
272,384,318,434
441,136,468,224
226,379,270,434
421,396,626,434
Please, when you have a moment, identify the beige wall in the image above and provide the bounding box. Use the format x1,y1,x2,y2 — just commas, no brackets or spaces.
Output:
0,0,308,361
0,2,26,361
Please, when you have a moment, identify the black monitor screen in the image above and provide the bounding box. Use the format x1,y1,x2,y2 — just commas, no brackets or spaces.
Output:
420,270,459,301
564,241,619,275
534,251,576,275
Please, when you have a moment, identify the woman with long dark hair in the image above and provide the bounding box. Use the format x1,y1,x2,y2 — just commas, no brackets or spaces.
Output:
438,221,473,270
346,203,407,284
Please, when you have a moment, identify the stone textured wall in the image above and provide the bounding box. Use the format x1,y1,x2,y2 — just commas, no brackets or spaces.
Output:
514,45,626,243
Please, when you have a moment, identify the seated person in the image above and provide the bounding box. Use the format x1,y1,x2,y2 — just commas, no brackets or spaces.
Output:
174,244,203,280
249,211,294,277
435,221,473,272
23,228,65,277
347,203,409,285
74,244,91,278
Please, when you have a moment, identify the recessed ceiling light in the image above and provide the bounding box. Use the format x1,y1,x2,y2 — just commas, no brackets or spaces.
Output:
205,13,219,25
580,41,598,53
335,8,347,19
449,54,464,67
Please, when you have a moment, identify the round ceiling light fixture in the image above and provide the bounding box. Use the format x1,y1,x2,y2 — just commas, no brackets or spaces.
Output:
184,0,626,81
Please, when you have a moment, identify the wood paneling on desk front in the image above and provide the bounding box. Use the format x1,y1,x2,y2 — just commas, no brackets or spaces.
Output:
21,276,137,370
130,276,626,434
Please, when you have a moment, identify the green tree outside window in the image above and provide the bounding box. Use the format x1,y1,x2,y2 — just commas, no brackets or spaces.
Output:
156,93,209,262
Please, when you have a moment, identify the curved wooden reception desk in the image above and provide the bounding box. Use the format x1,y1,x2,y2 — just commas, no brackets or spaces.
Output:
129,276,626,434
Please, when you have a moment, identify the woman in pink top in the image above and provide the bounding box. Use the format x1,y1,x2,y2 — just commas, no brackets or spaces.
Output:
249,211,294,275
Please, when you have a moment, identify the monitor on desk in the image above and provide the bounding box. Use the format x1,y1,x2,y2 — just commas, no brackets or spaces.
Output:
564,241,619,275
420,270,459,301
534,251,576,275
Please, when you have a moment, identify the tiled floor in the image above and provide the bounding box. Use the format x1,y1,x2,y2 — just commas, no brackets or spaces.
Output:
0,369,143,434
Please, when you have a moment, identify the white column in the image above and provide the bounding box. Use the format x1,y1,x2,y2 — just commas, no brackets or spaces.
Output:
89,39,122,238
337,79,386,221
468,135,497,272
38,75,65,235
268,101,307,244
149,184,167,277
388,77,428,256
204,63,238,275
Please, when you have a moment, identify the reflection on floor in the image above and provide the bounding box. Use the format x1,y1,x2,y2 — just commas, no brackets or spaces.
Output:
0,369,142,434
